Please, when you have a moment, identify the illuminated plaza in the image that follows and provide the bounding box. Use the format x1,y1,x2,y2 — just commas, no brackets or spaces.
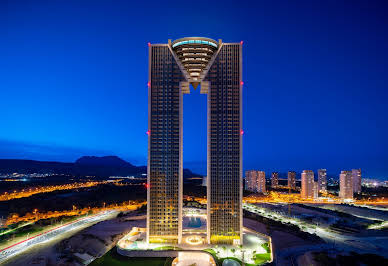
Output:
117,208,271,265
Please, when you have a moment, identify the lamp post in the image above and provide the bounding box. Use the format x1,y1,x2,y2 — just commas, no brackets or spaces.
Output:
241,249,245,266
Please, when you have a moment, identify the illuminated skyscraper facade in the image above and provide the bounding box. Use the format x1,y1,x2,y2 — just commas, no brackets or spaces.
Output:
245,170,257,191
257,171,266,193
147,44,185,244
340,170,353,200
271,172,279,188
148,37,242,245
288,171,296,189
352,169,361,193
313,181,319,199
205,40,242,245
245,170,265,193
301,170,314,199
318,169,327,193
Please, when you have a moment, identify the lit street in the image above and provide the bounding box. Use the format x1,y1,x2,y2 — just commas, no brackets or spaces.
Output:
0,210,117,264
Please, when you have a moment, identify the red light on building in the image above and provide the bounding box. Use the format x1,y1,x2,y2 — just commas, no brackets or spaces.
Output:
240,81,244,86
147,81,151,88
240,41,243,45
145,183,150,188
146,130,150,136
148,42,151,47
240,129,244,135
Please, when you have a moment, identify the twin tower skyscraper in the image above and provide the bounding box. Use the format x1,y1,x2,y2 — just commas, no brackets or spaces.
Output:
147,37,243,245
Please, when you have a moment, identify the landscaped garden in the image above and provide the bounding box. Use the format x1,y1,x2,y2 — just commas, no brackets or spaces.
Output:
203,241,271,266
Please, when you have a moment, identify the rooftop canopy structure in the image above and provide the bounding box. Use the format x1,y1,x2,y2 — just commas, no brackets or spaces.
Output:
171,37,220,89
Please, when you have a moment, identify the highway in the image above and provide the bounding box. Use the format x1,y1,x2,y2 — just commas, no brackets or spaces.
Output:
0,210,117,264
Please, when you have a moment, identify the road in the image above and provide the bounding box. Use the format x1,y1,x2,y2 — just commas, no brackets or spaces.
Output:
0,210,117,264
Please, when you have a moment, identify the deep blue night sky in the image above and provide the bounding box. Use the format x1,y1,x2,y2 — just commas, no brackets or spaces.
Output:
1,0,387,178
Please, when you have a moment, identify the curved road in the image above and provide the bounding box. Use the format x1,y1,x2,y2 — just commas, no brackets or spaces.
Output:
0,210,117,264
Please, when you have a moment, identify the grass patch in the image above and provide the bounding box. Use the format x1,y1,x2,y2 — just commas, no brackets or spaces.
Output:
250,242,271,265
203,248,217,257
203,248,221,264
0,214,86,245
253,252,271,265
204,245,271,266
0,224,44,245
90,247,168,266
261,243,270,253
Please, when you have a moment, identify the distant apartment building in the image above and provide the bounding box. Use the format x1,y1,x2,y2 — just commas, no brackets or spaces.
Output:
301,170,315,199
245,170,257,191
340,171,353,200
352,169,361,193
245,170,266,193
313,181,319,199
271,172,279,188
257,171,266,193
317,169,327,193
288,171,296,189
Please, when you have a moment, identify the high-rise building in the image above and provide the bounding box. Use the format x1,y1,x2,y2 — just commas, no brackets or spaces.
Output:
352,169,361,193
257,171,266,193
313,181,319,199
245,170,257,191
271,172,279,188
288,171,296,189
245,170,266,193
147,42,184,244
339,171,353,200
301,170,315,199
317,169,327,193
245,170,257,192
148,37,242,245
203,38,243,245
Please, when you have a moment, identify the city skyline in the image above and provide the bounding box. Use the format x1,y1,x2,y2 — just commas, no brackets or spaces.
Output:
1,0,388,179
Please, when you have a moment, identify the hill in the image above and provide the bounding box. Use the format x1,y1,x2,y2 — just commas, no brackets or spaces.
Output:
0,156,200,179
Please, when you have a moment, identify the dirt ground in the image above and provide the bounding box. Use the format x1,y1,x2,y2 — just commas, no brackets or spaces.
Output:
243,217,320,250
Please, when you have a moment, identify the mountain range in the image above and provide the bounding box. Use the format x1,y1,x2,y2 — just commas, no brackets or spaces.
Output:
0,156,199,178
